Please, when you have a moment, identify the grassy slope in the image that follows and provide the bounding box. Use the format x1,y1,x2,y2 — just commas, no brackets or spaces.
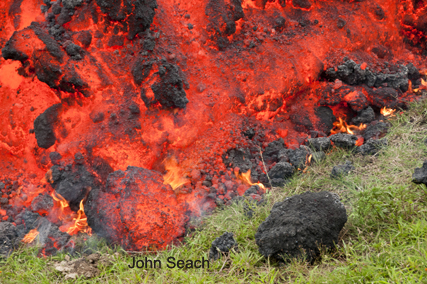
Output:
1,100,427,284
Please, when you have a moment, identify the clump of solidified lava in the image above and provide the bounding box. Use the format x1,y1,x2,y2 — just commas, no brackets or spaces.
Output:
85,166,186,251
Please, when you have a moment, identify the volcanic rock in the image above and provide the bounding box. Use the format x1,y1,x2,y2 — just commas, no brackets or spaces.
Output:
330,133,358,149
0,222,18,258
368,87,399,108
85,166,185,251
31,193,54,215
363,121,388,141
268,162,294,186
49,164,96,212
151,63,189,109
262,138,285,164
65,43,83,60
356,138,387,155
255,191,347,262
314,106,336,134
286,146,311,169
352,106,375,124
14,209,40,240
223,148,252,173
209,232,238,260
343,90,368,112
331,161,354,178
307,137,331,151
244,185,260,196
412,161,427,185
34,104,62,149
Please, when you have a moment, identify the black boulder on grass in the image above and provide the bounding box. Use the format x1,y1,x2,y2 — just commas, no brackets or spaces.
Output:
412,161,427,185
255,191,347,263
209,232,238,260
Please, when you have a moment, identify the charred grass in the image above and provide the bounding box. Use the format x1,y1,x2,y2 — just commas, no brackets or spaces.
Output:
1,99,427,283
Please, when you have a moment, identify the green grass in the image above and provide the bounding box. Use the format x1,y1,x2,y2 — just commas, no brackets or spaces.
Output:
2,100,427,283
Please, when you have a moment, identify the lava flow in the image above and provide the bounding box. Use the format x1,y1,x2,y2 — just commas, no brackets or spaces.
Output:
0,0,426,255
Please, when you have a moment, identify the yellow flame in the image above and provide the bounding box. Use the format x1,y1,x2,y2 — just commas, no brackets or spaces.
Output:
163,156,190,190
331,117,366,135
380,107,396,117
67,200,91,236
22,229,39,244
234,169,265,190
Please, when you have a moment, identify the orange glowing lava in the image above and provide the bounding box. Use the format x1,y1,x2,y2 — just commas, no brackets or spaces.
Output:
163,156,190,190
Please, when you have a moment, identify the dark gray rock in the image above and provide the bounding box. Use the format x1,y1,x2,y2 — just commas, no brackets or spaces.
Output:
331,161,354,178
352,106,375,125
412,161,427,185
244,185,259,196
356,138,387,155
363,121,388,141
330,133,357,149
268,162,294,187
34,104,62,149
255,191,347,262
263,138,285,164
31,193,54,214
286,146,311,169
307,137,331,151
0,222,18,258
209,232,238,260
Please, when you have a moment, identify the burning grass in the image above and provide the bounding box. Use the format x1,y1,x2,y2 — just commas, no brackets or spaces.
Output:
2,99,427,282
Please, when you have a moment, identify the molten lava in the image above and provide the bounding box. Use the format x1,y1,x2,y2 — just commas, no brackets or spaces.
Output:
22,228,39,244
0,0,426,254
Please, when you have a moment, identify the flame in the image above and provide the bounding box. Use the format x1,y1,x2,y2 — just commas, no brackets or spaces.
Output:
163,156,190,190
67,200,92,236
234,169,265,190
330,117,366,135
380,107,396,117
22,229,39,244
51,192,91,236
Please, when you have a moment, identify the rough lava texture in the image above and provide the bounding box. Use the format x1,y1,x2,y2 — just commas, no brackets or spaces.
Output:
356,138,387,155
0,222,18,258
85,166,186,251
412,161,427,185
209,232,238,260
33,104,62,149
331,160,355,178
255,191,347,262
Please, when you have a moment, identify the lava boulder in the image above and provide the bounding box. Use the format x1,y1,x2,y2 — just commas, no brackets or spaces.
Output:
209,232,238,260
85,166,186,251
412,161,427,185
255,191,347,262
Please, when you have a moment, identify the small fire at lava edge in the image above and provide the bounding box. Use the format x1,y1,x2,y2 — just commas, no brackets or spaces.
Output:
0,0,426,255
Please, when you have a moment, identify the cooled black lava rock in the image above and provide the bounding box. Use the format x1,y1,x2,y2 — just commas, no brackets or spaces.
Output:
205,0,244,50
151,63,189,108
49,151,62,165
65,43,83,60
244,185,259,196
263,138,285,164
307,137,331,151
255,191,347,262
352,106,375,125
268,162,294,187
223,148,252,173
209,232,238,260
363,121,388,141
31,193,54,214
331,160,354,178
96,0,158,40
293,0,311,9
323,59,411,92
14,209,40,240
286,146,311,169
49,164,96,212
314,106,336,134
0,222,18,258
368,87,399,108
330,133,358,149
34,104,62,149
412,161,427,185
356,138,387,155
